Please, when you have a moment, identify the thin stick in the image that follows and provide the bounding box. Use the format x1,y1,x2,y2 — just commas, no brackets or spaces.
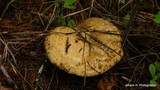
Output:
81,33,86,87
122,0,142,47
114,0,133,15
154,0,160,10
0,38,17,64
63,7,90,18
0,65,18,89
47,70,55,90
89,0,95,17
44,5,56,31
128,55,146,84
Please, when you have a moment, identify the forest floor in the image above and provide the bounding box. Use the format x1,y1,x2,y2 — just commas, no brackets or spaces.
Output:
0,0,160,90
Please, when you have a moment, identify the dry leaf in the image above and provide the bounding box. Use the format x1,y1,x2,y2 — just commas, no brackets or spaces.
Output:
98,77,115,90
0,85,13,90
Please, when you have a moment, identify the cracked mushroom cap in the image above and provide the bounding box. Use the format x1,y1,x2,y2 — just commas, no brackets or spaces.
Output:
45,17,123,77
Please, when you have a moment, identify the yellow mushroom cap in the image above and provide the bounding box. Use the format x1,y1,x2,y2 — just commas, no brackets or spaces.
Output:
45,17,123,77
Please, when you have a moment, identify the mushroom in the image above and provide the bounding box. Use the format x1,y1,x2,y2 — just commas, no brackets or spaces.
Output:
45,17,123,77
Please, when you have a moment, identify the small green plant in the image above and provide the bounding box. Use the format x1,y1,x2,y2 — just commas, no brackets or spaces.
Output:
149,61,160,86
149,11,160,88
67,19,75,27
56,0,77,27
62,0,77,9
119,0,125,4
153,11,160,24
123,14,130,24
58,14,75,27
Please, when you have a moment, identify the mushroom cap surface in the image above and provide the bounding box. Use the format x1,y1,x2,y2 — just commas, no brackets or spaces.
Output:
45,17,123,77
